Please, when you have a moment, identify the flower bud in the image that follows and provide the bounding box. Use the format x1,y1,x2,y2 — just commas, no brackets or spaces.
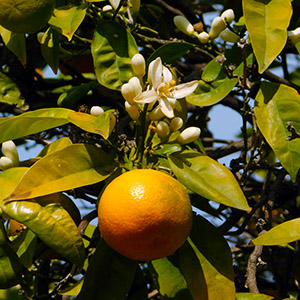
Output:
121,78,142,105
103,5,113,12
220,29,240,43
209,16,226,39
198,31,210,44
221,9,235,24
90,106,104,116
37,32,45,44
177,127,201,144
156,121,169,139
149,106,164,121
288,27,300,45
2,140,19,166
0,156,14,170
128,77,142,96
174,16,195,35
131,54,146,77
169,117,183,132
125,101,140,120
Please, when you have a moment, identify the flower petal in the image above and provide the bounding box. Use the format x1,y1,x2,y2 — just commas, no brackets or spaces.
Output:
148,57,163,90
162,66,173,83
159,97,174,118
134,90,158,104
169,80,199,99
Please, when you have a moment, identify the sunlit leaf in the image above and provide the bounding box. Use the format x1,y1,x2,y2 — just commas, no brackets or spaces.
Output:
77,239,137,300
37,137,73,157
92,20,138,90
252,218,300,246
0,71,24,108
168,151,249,211
59,278,84,296
49,4,88,41
254,82,300,181
179,215,235,300
148,42,194,64
5,144,116,201
243,0,292,73
40,27,60,74
68,110,113,139
151,257,193,299
0,108,72,144
186,47,253,107
0,26,26,65
236,293,274,299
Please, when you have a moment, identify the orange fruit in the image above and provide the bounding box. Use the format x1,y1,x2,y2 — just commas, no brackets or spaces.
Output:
98,169,193,261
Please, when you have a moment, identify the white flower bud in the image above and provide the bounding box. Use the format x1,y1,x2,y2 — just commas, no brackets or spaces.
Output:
131,54,146,77
149,106,164,121
221,9,235,24
2,141,19,167
90,106,104,116
125,101,140,120
121,78,142,105
0,156,14,170
177,127,201,144
209,16,226,39
198,32,210,44
169,117,183,132
174,16,195,35
156,121,169,139
288,27,300,45
103,5,113,12
128,77,142,96
220,29,240,43
37,32,45,44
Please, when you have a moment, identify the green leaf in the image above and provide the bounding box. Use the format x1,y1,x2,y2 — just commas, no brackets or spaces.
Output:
11,230,37,269
92,20,138,90
179,215,235,300
243,0,292,73
0,71,24,108
151,257,192,299
186,47,253,107
148,42,194,64
59,277,84,296
236,293,274,299
252,218,300,246
168,151,249,211
40,27,60,74
0,107,72,144
0,26,26,65
254,82,300,181
68,110,113,139
57,81,99,108
37,137,73,157
0,221,22,289
5,144,116,201
77,239,137,300
49,4,88,41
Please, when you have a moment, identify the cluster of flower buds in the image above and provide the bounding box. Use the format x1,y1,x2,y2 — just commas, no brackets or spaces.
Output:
288,27,300,45
0,140,19,170
173,9,239,44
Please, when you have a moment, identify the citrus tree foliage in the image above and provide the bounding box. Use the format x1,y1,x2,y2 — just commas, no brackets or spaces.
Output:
1,0,300,299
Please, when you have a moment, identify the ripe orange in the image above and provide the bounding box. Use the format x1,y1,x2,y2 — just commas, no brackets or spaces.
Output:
98,169,193,261
0,0,55,34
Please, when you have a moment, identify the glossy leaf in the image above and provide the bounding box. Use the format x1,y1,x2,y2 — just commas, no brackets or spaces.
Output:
68,110,113,139
168,151,249,211
254,82,300,181
37,137,73,157
0,26,26,65
0,108,72,144
6,144,116,201
40,27,60,74
151,257,192,299
0,71,24,108
49,4,88,41
179,215,235,300
59,278,84,296
186,47,253,107
252,218,300,246
92,20,138,90
243,0,292,73
0,221,22,289
77,239,137,300
236,293,274,299
57,81,99,108
148,42,194,64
